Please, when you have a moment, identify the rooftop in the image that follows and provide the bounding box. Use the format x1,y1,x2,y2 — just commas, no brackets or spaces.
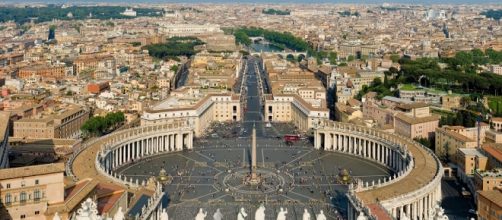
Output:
395,113,440,125
478,188,502,207
438,127,475,143
0,163,65,180
482,143,502,163
458,148,486,157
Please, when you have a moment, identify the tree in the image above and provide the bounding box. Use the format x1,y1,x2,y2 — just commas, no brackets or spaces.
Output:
414,137,434,151
390,54,400,63
170,64,179,73
328,52,337,64
347,55,355,62
81,112,125,137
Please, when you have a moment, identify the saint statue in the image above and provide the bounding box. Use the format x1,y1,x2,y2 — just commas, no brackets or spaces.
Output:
195,208,207,220
276,207,287,220
302,209,311,220
238,207,248,220
160,208,169,220
255,204,266,220
356,212,368,220
316,210,327,220
213,208,223,220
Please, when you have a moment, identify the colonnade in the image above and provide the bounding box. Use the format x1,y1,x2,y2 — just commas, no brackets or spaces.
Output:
314,121,443,220
103,131,193,171
314,131,409,172
92,123,194,188
385,181,442,220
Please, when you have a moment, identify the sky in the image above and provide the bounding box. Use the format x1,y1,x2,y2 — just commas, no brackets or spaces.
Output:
2,0,501,4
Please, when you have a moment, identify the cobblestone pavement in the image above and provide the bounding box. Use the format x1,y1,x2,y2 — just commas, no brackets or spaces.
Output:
115,142,392,219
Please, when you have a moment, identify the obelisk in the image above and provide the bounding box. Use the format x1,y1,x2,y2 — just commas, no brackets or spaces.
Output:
251,123,257,178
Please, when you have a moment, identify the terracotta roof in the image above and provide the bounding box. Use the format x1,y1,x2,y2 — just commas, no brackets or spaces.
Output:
0,163,64,180
367,203,392,220
482,143,502,163
478,189,502,207
47,178,98,215
395,113,439,125
492,117,502,122
347,99,362,107
437,127,475,143
396,102,429,110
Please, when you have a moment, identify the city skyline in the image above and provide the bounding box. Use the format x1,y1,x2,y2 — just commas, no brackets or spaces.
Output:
0,1,501,220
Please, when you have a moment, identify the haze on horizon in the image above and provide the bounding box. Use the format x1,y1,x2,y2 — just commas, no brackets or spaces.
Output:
1,0,501,5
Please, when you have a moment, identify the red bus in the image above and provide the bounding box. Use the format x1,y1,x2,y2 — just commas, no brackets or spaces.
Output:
284,134,301,142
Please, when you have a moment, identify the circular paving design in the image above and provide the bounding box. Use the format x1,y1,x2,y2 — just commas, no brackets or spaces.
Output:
220,167,291,196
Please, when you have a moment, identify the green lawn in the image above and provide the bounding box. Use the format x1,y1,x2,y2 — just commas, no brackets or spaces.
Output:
488,96,502,115
399,84,417,91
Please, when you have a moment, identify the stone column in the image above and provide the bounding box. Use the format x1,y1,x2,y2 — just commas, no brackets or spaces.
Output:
135,141,139,159
372,142,376,160
189,132,193,149
127,143,131,162
361,139,365,157
170,134,175,151
154,137,158,153
118,147,122,165
314,131,320,149
333,133,338,151
324,133,331,150
176,132,183,151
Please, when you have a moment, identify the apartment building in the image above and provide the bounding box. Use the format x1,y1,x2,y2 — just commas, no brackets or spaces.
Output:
262,54,329,132
73,54,116,76
13,105,89,139
141,90,241,137
436,126,477,159
477,189,502,220
264,94,329,131
436,124,491,159
455,148,488,184
474,168,502,191
393,103,439,139
18,64,66,80
0,163,65,220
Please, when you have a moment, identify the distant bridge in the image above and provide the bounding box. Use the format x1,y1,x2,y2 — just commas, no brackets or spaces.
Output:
249,36,265,42
250,50,307,58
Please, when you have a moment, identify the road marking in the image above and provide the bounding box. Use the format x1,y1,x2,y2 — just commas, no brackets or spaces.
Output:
261,148,265,167
195,151,215,162
242,148,246,167
177,154,223,172
278,150,314,169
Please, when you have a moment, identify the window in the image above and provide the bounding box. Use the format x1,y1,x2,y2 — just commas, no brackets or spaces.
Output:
34,190,41,201
5,193,11,205
35,180,39,185
35,211,39,215
20,215,26,219
21,181,25,187
6,184,10,189
20,192,27,203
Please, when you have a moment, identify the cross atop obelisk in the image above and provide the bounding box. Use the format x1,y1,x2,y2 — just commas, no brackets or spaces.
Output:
251,123,257,178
